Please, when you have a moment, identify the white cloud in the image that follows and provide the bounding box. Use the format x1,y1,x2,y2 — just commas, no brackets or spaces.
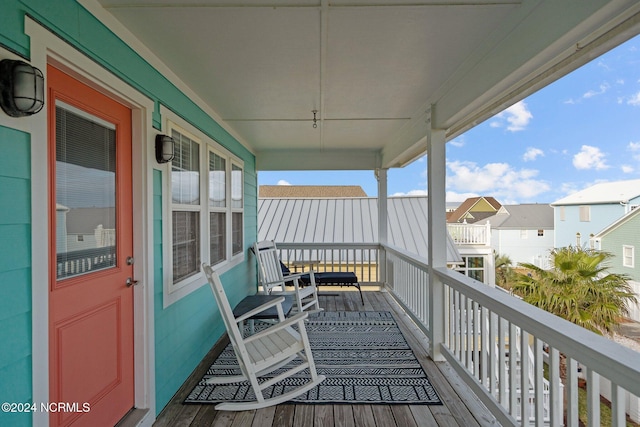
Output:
572,145,609,170
628,91,640,106
446,160,550,202
621,165,635,173
391,189,428,197
446,191,479,203
583,83,610,98
277,179,291,185
492,101,533,132
449,137,465,148
523,147,544,162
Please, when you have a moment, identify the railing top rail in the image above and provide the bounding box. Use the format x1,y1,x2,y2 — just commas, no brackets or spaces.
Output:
435,266,640,396
273,242,381,250
381,243,429,271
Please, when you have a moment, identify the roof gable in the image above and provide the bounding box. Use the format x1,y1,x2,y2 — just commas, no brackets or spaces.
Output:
447,196,502,223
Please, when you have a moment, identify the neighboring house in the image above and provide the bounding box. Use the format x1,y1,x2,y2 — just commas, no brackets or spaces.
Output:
476,204,555,269
550,179,640,248
259,185,367,198
447,196,502,224
594,207,640,322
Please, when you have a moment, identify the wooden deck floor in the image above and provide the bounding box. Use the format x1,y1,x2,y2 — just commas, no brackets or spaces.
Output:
153,290,499,427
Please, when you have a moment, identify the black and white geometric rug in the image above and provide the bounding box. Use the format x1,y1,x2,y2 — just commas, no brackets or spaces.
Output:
185,311,442,405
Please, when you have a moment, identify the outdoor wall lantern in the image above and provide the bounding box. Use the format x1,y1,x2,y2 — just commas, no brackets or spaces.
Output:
155,134,175,164
0,59,45,117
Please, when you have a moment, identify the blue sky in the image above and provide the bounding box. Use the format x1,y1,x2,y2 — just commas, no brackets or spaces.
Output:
259,34,640,204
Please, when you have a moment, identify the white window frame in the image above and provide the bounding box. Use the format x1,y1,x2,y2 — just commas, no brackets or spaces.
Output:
559,206,565,221
162,113,245,307
623,245,635,268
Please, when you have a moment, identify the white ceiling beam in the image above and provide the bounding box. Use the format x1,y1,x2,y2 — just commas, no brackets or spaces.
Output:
256,148,379,170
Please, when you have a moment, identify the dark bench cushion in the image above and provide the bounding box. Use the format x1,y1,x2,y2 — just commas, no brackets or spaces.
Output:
299,271,358,285
280,262,358,284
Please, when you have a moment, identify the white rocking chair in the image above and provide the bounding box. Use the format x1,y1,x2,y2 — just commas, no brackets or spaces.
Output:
253,240,322,313
201,263,325,411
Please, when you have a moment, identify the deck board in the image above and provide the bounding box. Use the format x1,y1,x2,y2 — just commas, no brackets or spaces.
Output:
153,291,497,427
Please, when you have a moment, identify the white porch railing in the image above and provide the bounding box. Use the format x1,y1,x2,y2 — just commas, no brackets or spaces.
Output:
274,242,380,284
447,222,491,245
272,241,640,426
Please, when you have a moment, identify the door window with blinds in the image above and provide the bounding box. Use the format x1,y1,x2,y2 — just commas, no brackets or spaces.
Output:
168,123,244,294
55,101,117,279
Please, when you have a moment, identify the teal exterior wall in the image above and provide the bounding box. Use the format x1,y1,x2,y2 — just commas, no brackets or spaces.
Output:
600,212,640,282
0,127,32,427
1,0,258,420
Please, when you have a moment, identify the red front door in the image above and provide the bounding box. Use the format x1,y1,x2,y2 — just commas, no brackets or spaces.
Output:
48,65,135,426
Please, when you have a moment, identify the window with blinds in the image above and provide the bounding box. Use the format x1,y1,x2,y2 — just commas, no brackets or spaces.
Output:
171,129,201,283
231,164,243,255
209,150,226,265
166,122,244,295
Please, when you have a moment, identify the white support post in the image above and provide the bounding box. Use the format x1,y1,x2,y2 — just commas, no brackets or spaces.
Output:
427,106,447,361
377,168,388,287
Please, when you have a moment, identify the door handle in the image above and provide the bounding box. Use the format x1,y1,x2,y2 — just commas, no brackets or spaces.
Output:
126,277,139,287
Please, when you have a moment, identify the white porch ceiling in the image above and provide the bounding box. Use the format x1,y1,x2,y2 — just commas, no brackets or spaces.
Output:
97,0,640,170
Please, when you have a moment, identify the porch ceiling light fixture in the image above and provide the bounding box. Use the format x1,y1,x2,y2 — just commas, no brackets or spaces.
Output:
155,134,175,164
0,59,45,117
312,109,318,128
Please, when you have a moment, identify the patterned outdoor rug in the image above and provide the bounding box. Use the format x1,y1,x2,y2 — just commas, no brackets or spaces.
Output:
185,311,442,405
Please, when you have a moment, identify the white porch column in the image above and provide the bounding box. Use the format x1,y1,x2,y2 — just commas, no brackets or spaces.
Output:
427,107,447,361
376,168,388,286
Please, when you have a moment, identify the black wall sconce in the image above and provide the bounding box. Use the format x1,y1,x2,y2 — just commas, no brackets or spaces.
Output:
0,59,45,117
155,134,175,164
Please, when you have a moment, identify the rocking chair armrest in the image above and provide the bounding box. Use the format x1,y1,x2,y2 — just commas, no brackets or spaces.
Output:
283,270,316,285
234,296,286,324
243,312,309,344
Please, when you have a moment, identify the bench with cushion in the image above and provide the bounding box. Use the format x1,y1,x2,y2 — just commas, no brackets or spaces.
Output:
280,262,363,305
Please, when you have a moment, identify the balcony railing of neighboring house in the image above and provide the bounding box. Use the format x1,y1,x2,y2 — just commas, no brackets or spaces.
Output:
447,222,491,245
56,245,117,279
273,242,640,426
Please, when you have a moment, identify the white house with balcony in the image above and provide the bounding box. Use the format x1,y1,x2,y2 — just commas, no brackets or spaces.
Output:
475,204,555,270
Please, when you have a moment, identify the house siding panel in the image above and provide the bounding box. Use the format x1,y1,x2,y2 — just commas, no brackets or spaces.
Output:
600,214,640,282
0,128,31,427
2,2,258,420
554,204,626,248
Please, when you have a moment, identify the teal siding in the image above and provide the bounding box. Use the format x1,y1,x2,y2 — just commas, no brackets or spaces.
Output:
2,1,259,418
153,171,258,413
0,127,32,427
600,213,640,282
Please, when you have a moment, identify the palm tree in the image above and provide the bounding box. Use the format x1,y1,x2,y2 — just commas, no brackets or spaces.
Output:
513,246,637,336
494,252,515,290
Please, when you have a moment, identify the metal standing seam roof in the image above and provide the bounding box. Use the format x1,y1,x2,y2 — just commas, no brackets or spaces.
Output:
258,196,462,264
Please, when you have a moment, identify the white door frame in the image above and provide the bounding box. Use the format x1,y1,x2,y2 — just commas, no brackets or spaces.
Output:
24,18,156,426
